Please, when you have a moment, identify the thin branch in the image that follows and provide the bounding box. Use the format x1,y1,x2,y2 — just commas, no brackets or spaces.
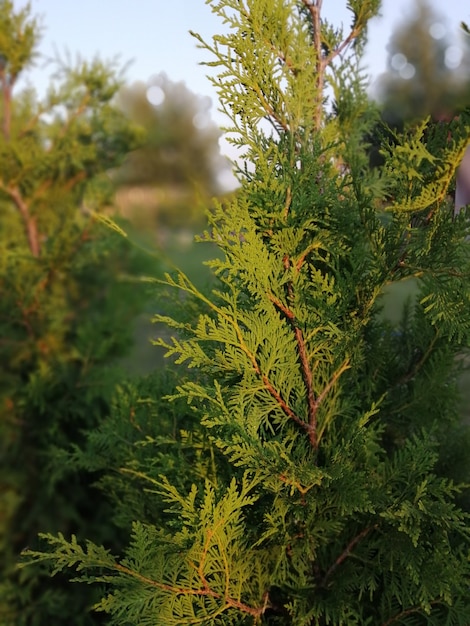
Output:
294,324,318,448
17,105,46,138
63,169,87,191
3,184,41,257
271,44,298,76
267,293,295,320
321,524,377,587
301,0,362,130
111,532,265,619
301,0,324,130
283,186,292,220
113,561,218,596
315,358,350,410
276,254,319,449
57,92,91,141
251,82,290,133
0,68,15,140
394,331,439,387
16,299,35,338
381,601,440,626
261,371,310,434
294,241,324,272
321,27,361,69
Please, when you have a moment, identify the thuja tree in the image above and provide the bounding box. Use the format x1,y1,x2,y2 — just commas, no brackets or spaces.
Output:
0,1,150,624
25,0,470,624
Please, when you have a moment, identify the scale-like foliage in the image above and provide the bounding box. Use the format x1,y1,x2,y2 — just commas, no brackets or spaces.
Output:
23,0,470,624
0,2,152,623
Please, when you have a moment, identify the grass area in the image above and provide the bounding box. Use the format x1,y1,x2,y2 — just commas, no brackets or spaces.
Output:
120,229,220,375
379,278,419,324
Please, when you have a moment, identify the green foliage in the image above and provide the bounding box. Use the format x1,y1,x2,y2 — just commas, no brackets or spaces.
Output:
22,0,470,625
0,2,153,624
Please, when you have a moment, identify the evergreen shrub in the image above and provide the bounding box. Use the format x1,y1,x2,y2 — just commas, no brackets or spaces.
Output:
23,1,470,624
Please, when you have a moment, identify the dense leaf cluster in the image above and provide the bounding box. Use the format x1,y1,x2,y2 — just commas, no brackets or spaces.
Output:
0,2,152,623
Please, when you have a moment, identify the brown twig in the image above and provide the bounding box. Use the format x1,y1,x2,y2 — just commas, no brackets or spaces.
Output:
7,185,41,257
111,528,265,620
381,601,440,626
283,186,292,220
315,359,350,410
301,0,361,130
0,63,43,257
252,82,290,133
16,299,35,338
394,332,439,387
0,66,14,140
269,255,350,450
262,370,311,434
321,525,377,587
294,241,324,272
64,169,87,191
270,254,319,449
294,324,318,448
301,0,324,130
322,28,361,69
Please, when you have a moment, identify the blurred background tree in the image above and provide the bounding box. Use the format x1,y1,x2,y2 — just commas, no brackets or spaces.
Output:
376,0,470,125
114,73,233,233
0,1,154,623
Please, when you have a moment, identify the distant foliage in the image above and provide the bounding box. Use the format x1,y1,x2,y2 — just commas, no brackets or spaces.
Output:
115,73,233,230
117,73,229,193
377,0,470,123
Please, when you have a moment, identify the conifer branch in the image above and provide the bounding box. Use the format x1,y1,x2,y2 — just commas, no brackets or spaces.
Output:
237,4,298,78
1,184,40,257
0,66,14,140
381,601,441,626
315,358,350,411
301,0,324,130
109,522,266,620
252,82,290,133
271,255,319,449
394,332,439,387
161,272,306,431
283,186,292,219
301,0,362,129
321,524,377,586
429,138,470,220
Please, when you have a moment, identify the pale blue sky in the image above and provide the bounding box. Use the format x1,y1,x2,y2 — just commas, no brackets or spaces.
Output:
17,0,468,102
14,0,469,166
